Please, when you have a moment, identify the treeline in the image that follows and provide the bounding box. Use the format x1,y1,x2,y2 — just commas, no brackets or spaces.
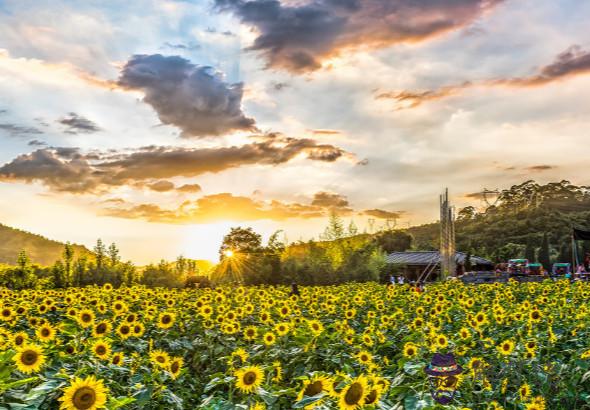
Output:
210,213,412,286
0,239,212,290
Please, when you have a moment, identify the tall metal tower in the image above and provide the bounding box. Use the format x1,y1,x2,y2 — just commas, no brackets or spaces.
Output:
439,188,456,280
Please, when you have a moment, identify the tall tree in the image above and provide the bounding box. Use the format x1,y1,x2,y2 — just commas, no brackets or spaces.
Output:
62,242,74,287
94,239,107,271
538,232,551,269
108,243,120,267
219,227,263,260
524,236,536,262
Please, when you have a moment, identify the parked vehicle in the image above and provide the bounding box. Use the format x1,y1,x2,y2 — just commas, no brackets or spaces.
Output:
526,263,544,275
507,259,528,276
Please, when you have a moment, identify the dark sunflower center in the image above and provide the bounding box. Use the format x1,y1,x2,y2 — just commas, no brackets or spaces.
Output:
304,380,323,396
156,356,165,363
503,344,510,351
243,371,257,385
113,355,121,365
15,335,24,345
73,387,96,410
365,389,378,404
96,345,106,355
407,348,415,355
171,362,180,373
2,309,10,317
162,315,171,324
41,328,50,337
96,323,107,333
22,350,38,365
81,314,91,322
344,382,364,405
120,326,130,334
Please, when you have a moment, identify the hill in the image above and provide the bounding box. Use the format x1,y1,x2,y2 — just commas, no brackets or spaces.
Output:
406,180,590,263
0,223,92,266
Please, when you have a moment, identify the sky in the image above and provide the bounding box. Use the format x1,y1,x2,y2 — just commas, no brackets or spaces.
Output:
0,0,589,263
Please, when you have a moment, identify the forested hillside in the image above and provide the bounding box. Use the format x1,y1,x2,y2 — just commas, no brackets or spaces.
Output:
0,223,92,265
408,180,590,264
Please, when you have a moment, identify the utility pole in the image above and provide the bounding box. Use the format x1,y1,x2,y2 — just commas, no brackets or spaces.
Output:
440,188,456,280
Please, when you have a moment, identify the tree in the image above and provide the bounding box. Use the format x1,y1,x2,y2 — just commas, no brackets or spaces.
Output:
524,236,536,262
458,206,477,221
538,232,551,269
219,227,263,260
94,239,107,271
62,242,74,287
347,220,359,237
108,243,120,267
374,230,413,254
321,211,345,241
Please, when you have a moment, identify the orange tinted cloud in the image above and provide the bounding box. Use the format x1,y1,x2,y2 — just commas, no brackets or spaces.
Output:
377,45,590,108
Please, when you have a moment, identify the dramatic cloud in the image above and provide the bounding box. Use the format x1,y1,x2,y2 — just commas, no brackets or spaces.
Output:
117,54,256,137
378,45,590,108
57,113,101,134
102,190,372,224
0,134,351,193
0,123,43,138
362,209,403,219
215,0,503,72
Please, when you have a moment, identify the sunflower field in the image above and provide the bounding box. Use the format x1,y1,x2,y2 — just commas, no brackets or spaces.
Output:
1,280,590,409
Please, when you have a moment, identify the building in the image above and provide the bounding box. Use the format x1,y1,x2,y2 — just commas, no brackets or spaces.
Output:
385,251,494,281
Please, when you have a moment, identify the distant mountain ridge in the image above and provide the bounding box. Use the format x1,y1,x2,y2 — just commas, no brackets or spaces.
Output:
0,223,92,266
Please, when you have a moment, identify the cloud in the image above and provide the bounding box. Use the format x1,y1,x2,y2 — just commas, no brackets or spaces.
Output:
362,209,403,219
28,140,47,147
377,45,590,108
311,129,341,136
57,113,101,134
0,123,43,138
311,191,350,209
162,42,201,51
526,165,555,172
177,183,202,193
147,180,175,192
0,134,351,193
117,54,256,137
101,190,372,224
215,0,503,72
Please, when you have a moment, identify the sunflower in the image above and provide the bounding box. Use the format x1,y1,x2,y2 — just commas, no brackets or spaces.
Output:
12,331,28,347
116,323,132,340
234,365,264,394
497,339,515,356
529,309,543,323
59,375,108,410
169,357,183,379
296,375,333,407
272,361,283,383
435,333,448,349
525,396,546,410
243,326,258,341
150,350,170,369
132,322,145,337
77,309,95,328
403,342,419,358
274,322,290,336
36,323,57,342
0,306,14,321
157,312,176,329
92,321,112,338
338,375,368,410
91,340,111,360
363,385,383,406
355,350,373,366
263,332,276,346
14,343,45,374
519,382,531,400
308,320,324,336
111,352,124,366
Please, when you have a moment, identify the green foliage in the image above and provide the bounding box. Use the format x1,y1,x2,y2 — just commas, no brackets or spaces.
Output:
409,180,590,263
0,223,92,266
373,230,413,253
